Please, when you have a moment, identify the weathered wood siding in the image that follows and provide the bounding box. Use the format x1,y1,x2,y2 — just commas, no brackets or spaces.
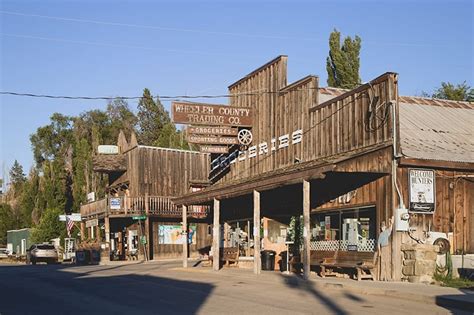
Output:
397,167,474,254
111,147,209,197
216,56,397,184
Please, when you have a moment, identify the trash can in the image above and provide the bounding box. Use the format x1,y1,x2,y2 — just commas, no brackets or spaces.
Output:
90,250,101,264
75,250,90,265
279,251,289,272
261,250,276,271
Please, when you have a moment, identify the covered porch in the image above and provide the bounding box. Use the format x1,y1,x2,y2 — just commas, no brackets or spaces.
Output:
174,146,392,279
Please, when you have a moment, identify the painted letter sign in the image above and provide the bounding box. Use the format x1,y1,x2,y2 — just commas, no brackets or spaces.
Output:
172,101,253,127
188,126,238,136
408,169,435,213
109,197,122,210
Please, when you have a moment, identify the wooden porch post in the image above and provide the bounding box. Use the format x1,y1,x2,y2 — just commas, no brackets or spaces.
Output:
213,198,220,271
104,216,111,262
253,190,261,275
182,205,188,268
224,222,230,247
303,180,311,280
80,222,86,241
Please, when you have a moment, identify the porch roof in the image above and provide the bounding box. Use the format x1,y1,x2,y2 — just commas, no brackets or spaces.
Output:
173,143,390,206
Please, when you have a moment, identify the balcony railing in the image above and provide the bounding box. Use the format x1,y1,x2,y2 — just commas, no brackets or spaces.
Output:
80,196,209,218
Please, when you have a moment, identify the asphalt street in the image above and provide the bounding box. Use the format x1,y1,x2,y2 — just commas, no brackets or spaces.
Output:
0,261,468,314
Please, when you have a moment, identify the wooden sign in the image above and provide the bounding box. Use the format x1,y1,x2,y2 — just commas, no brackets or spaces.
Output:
188,126,238,136
187,135,238,145
200,145,229,154
172,101,252,127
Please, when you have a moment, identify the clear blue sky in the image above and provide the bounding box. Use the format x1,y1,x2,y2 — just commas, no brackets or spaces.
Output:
1,0,473,181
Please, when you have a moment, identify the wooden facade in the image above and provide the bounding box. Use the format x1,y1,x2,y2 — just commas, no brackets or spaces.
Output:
80,132,212,261
175,56,474,279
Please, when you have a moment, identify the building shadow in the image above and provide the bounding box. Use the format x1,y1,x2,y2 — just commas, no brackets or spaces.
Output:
435,290,474,313
0,264,214,314
278,273,349,315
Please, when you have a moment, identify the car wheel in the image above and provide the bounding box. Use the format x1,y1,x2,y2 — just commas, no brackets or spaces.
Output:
32,258,37,265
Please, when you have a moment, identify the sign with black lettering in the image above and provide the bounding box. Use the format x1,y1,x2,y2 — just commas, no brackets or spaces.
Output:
187,135,239,145
172,102,253,127
188,126,238,136
408,169,435,213
200,145,229,154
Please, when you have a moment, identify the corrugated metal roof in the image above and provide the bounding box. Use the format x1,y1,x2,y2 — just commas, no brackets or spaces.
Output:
399,101,474,163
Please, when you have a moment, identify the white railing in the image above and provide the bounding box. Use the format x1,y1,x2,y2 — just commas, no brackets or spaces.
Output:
310,239,375,252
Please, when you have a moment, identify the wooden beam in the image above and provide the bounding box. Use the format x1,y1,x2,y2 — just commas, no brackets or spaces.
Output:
104,216,111,262
303,180,311,280
253,190,261,275
182,205,188,268
213,199,220,271
174,164,335,205
399,157,474,171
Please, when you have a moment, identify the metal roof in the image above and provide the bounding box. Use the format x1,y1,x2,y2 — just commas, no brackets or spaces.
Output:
399,99,474,163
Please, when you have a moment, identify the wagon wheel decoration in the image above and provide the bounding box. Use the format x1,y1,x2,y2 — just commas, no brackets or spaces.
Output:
238,129,253,146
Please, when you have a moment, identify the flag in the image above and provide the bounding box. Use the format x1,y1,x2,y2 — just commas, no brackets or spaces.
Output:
66,215,75,237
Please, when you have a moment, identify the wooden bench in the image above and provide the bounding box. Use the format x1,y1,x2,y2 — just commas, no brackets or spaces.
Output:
221,246,239,267
320,251,377,281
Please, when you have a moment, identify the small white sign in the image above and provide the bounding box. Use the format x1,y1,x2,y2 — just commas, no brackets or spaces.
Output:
86,218,98,228
97,145,119,155
409,169,435,213
109,197,122,210
59,213,82,222
87,192,96,203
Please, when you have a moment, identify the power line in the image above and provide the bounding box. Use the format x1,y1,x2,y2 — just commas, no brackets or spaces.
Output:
0,88,319,101
0,10,318,41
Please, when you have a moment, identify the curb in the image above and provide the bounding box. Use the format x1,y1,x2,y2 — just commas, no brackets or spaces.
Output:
304,279,474,312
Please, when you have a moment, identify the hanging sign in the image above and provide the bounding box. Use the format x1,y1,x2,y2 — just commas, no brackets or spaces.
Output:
200,145,229,154
86,218,98,228
188,126,238,136
408,169,435,213
109,197,122,210
187,135,239,145
172,101,253,127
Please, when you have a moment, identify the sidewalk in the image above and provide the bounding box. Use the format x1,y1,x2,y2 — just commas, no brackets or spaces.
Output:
177,265,474,312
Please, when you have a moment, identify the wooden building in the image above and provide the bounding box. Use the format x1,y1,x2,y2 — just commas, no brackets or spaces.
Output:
80,131,212,261
174,56,474,280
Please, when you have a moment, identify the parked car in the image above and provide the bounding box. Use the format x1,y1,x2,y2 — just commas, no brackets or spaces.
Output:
26,244,58,265
0,248,8,259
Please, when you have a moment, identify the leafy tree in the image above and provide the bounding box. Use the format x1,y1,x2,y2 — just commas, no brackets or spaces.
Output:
430,81,473,101
31,207,66,243
326,29,362,89
137,88,171,145
154,123,189,150
0,203,16,244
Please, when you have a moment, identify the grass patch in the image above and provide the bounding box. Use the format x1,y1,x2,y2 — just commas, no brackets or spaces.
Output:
434,274,474,289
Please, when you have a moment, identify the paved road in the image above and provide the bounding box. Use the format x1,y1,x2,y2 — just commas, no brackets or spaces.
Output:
0,261,467,314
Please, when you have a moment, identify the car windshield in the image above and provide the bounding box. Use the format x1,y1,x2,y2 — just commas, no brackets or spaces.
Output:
37,245,55,250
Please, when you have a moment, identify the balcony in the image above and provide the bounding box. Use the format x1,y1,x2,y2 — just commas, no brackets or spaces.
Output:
80,196,209,219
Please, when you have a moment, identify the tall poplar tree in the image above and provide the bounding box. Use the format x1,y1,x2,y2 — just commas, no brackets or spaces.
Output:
326,29,362,89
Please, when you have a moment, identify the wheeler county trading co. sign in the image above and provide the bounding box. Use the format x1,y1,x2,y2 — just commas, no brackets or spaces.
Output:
172,102,253,127
409,169,435,213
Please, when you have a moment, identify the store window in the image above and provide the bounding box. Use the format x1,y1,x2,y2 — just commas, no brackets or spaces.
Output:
311,206,376,252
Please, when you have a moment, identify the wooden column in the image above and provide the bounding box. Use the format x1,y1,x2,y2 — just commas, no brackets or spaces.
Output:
303,180,311,280
182,205,188,268
80,222,86,241
224,222,230,247
253,190,261,275
213,198,220,271
104,216,111,262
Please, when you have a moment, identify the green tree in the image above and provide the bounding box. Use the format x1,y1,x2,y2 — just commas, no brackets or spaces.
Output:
9,160,26,196
0,203,16,244
31,207,66,243
137,88,171,145
431,81,473,101
326,29,362,89
154,123,189,150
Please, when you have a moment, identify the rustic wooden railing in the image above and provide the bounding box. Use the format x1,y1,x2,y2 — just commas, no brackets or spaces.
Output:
80,196,209,218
